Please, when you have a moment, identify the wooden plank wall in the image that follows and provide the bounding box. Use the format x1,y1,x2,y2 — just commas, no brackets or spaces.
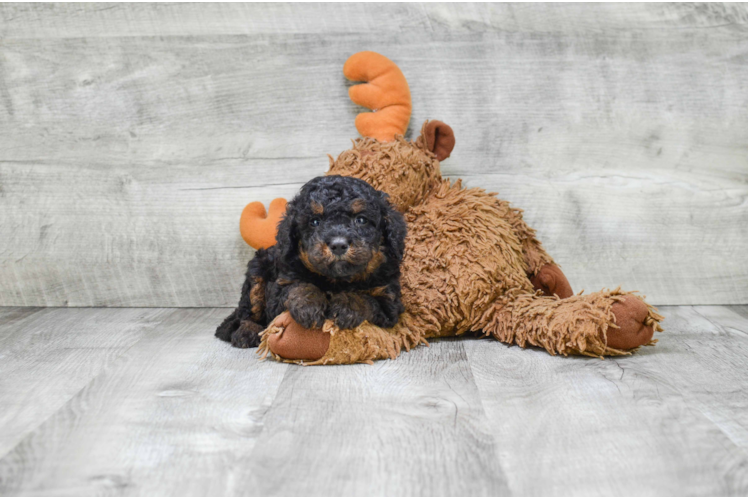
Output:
1,3,746,307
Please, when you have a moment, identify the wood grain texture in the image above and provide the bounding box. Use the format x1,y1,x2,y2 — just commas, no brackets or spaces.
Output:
2,3,747,38
0,305,747,495
245,340,509,496
0,307,171,457
1,3,747,306
0,307,289,496
464,304,748,496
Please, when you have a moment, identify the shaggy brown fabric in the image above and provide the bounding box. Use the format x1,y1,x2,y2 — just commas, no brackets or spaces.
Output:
259,312,425,365
475,288,662,357
260,290,663,364
257,120,663,365
328,135,442,213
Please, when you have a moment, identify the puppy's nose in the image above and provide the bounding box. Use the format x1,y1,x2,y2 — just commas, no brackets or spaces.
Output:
328,236,350,256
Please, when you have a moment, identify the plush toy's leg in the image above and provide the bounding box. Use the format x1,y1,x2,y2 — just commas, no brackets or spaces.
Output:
499,202,574,300
474,289,663,357
258,312,426,365
529,263,574,299
259,312,331,361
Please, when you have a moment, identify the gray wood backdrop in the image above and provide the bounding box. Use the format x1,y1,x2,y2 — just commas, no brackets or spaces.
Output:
1,3,746,307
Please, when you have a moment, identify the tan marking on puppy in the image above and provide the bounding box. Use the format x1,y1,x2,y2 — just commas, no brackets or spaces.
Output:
365,285,388,296
344,244,371,265
363,285,395,300
365,249,386,274
351,249,386,281
299,242,334,276
276,277,295,286
311,200,324,214
249,277,265,321
299,248,323,276
319,241,334,259
350,198,367,214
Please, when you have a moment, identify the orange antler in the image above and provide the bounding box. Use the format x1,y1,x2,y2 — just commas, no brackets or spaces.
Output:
343,51,412,143
240,198,287,250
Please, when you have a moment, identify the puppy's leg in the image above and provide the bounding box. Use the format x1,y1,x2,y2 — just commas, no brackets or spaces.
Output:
215,308,240,342
216,283,266,348
284,283,328,329
328,291,372,330
215,249,272,348
369,292,404,328
328,286,403,330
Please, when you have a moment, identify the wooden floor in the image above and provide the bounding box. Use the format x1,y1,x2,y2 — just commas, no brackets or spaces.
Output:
0,306,746,495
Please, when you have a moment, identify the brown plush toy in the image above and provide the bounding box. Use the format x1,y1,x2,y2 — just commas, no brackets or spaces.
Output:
241,51,663,365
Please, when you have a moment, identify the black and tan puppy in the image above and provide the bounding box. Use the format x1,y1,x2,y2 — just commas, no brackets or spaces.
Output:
216,175,407,348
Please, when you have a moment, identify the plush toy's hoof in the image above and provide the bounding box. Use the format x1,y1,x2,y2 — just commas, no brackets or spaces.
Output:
530,264,573,299
608,295,655,350
266,312,330,361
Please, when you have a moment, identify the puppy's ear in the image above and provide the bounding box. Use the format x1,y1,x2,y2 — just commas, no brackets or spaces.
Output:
380,194,407,262
275,198,299,263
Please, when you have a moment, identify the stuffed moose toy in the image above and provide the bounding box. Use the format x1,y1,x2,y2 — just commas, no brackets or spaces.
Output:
229,51,663,365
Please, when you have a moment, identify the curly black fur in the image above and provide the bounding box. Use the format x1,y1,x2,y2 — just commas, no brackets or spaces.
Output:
216,175,407,348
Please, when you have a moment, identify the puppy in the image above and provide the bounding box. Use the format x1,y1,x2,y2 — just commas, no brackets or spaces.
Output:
216,175,407,348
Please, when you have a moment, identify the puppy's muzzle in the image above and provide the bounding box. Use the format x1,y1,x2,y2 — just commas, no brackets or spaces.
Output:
327,236,350,257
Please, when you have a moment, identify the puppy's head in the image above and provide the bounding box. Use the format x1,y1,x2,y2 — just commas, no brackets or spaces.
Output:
276,175,406,281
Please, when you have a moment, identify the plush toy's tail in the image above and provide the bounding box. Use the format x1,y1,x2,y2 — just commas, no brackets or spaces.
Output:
344,51,411,143
240,198,287,250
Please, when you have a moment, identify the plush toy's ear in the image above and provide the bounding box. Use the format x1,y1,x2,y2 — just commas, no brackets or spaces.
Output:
380,194,407,262
420,120,455,161
240,198,287,250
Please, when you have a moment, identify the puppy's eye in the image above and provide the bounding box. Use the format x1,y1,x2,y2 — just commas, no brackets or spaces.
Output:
355,216,368,225
310,218,321,227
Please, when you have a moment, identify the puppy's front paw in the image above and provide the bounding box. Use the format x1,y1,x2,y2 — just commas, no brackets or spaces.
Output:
289,301,327,329
287,283,327,329
329,292,371,330
333,310,366,330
